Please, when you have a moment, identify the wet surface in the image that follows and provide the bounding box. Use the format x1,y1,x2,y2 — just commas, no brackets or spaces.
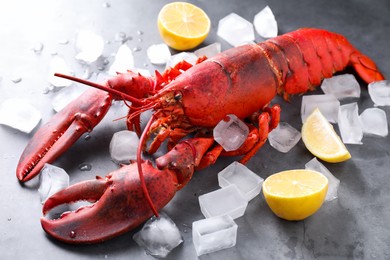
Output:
1,0,389,259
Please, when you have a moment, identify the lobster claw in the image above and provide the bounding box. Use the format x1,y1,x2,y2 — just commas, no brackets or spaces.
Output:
16,89,112,182
41,162,179,244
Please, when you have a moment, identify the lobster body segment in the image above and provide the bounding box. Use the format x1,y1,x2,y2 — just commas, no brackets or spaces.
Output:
170,44,278,126
17,29,384,243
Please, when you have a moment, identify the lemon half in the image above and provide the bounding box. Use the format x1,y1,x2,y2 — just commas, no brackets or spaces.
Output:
263,169,328,221
157,2,210,50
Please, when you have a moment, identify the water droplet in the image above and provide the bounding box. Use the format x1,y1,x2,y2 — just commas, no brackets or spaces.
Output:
32,42,44,54
138,38,143,42
42,87,50,94
7,218,11,221
137,30,143,35
11,77,22,83
78,163,92,171
84,133,91,140
182,223,191,233
102,2,110,8
58,39,69,45
115,32,127,43
69,230,76,238
133,46,141,52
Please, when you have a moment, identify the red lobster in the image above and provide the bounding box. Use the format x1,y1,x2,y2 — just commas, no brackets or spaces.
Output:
17,28,384,244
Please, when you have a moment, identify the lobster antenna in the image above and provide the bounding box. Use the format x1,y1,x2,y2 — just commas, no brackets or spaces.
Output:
54,73,144,105
137,115,159,218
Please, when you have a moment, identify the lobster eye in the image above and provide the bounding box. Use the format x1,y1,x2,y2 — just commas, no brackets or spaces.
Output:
174,91,183,101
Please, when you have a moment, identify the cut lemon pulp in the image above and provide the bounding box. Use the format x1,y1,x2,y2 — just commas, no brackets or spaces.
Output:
302,108,351,163
157,2,210,50
262,169,328,221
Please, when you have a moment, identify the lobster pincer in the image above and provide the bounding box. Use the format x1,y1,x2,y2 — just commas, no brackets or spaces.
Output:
41,162,179,244
40,137,216,244
16,89,113,182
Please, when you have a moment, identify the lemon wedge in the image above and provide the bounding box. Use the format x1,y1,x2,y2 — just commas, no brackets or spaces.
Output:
157,2,210,50
262,169,328,221
302,108,351,163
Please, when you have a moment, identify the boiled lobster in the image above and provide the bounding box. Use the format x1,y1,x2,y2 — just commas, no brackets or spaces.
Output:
17,28,384,244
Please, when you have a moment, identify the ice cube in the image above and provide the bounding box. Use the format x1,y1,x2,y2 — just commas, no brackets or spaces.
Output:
109,130,139,164
301,94,340,123
199,185,248,219
305,158,340,202
192,215,237,256
253,5,278,38
147,44,171,65
133,212,183,258
75,30,104,63
48,56,73,88
218,161,263,201
38,163,69,203
165,52,198,69
368,80,390,106
268,122,301,153
194,42,221,58
217,13,255,46
0,98,41,133
321,74,361,100
108,44,135,75
52,85,88,112
213,114,249,152
359,108,388,137
338,102,363,144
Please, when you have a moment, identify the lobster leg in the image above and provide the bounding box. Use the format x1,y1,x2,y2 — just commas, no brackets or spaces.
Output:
17,89,113,182
197,105,281,169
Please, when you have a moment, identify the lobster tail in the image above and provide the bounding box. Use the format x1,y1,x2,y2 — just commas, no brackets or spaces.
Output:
261,28,384,97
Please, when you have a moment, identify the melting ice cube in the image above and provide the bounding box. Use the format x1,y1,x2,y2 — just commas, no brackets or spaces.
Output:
213,114,249,152
268,122,301,153
192,215,237,256
338,102,363,144
0,98,41,133
48,56,73,88
75,30,104,63
109,130,139,164
194,42,221,58
38,163,69,203
301,95,340,123
321,74,360,100
218,161,263,201
199,185,248,219
368,80,390,106
165,52,198,69
133,212,183,258
253,5,278,38
52,85,88,112
147,44,171,65
108,44,134,75
217,13,255,46
305,158,340,202
359,108,388,137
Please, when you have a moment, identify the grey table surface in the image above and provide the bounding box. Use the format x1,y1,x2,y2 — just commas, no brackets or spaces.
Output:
1,0,389,259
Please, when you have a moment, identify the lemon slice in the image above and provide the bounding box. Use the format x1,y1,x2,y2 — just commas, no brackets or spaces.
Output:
302,108,351,163
157,2,210,50
263,169,328,221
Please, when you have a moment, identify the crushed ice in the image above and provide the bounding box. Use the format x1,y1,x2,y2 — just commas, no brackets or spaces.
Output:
217,13,255,46
75,30,105,63
0,98,41,133
253,5,278,38
38,164,69,203
147,44,171,65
